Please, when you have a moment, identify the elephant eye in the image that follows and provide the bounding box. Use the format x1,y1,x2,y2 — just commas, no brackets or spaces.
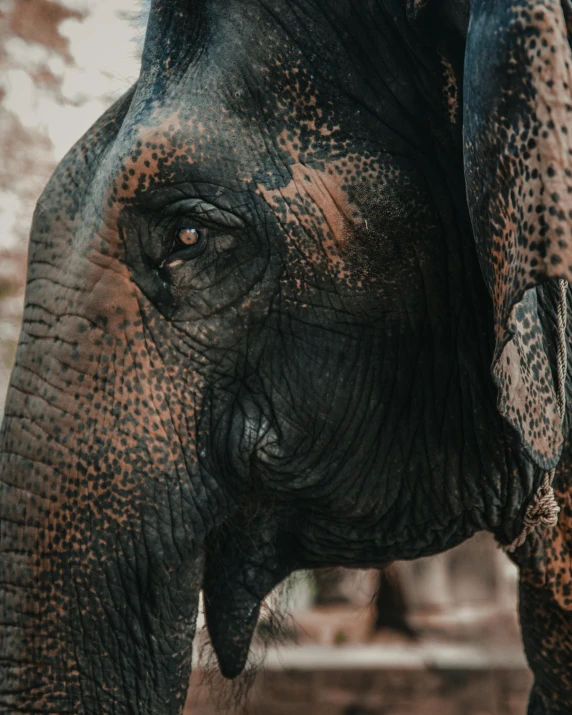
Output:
163,224,208,266
177,227,201,247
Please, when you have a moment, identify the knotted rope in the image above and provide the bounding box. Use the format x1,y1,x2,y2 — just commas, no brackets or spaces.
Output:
505,278,568,553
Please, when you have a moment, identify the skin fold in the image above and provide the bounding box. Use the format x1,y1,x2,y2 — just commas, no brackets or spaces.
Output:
0,0,571,712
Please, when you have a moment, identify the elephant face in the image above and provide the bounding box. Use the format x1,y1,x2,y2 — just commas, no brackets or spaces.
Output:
63,3,490,675
2,0,572,711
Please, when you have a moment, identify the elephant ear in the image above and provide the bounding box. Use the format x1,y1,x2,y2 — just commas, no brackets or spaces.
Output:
463,0,572,470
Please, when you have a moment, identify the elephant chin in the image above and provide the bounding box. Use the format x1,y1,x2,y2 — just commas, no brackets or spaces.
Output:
203,572,261,679
202,511,288,679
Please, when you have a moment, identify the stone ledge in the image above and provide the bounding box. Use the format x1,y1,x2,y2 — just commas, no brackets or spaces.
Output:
187,643,532,715
259,642,528,670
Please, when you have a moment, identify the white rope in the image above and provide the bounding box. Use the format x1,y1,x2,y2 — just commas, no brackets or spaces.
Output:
505,278,568,553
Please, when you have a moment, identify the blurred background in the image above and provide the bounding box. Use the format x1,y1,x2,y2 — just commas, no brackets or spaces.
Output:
0,2,530,713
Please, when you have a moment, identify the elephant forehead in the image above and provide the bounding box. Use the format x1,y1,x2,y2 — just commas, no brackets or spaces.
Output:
107,45,381,203
108,112,234,202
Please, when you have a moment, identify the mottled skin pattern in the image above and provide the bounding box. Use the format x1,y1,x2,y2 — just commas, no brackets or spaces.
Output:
519,456,572,714
0,0,572,713
464,4,572,707
465,0,572,469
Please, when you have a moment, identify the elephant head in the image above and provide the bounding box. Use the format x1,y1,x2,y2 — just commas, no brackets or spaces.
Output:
1,0,572,712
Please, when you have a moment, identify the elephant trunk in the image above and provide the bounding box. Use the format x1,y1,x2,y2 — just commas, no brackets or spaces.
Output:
0,271,206,712
0,425,69,712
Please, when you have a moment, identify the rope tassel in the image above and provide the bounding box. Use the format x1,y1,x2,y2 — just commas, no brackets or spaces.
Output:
505,278,568,553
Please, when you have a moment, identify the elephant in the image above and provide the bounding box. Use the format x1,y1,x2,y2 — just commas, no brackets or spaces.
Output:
2,0,572,712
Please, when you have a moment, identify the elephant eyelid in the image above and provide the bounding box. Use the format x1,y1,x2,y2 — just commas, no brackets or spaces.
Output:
164,257,186,269
162,199,245,230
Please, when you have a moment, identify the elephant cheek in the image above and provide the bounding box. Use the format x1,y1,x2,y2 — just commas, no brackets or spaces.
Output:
464,0,572,470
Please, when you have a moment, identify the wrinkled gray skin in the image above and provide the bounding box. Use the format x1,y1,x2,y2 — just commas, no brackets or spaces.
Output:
1,0,572,713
